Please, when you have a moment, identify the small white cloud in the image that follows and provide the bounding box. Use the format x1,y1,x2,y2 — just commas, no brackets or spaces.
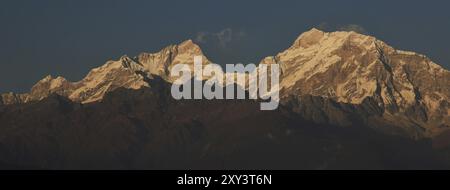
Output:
195,28,246,48
315,23,368,34
338,24,368,34
215,28,233,48
195,32,208,43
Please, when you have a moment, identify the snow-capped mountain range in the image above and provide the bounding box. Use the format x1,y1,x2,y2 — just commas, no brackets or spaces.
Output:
1,28,449,138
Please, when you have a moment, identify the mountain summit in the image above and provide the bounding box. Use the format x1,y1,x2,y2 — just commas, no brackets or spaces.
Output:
263,28,449,137
1,40,210,104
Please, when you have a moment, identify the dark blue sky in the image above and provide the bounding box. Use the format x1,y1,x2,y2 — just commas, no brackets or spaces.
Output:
1,0,449,93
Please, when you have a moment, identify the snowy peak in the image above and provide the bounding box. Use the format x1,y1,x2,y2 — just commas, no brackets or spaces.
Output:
27,75,72,101
137,39,204,66
292,28,326,49
273,29,449,135
135,39,210,82
178,39,203,54
0,40,209,105
63,39,209,103
291,28,379,51
278,28,448,103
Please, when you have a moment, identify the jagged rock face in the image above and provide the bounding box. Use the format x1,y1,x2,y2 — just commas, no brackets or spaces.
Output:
262,28,449,137
1,29,449,138
2,40,209,104
27,75,74,102
136,39,210,81
274,29,449,106
64,39,209,103
67,58,150,103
